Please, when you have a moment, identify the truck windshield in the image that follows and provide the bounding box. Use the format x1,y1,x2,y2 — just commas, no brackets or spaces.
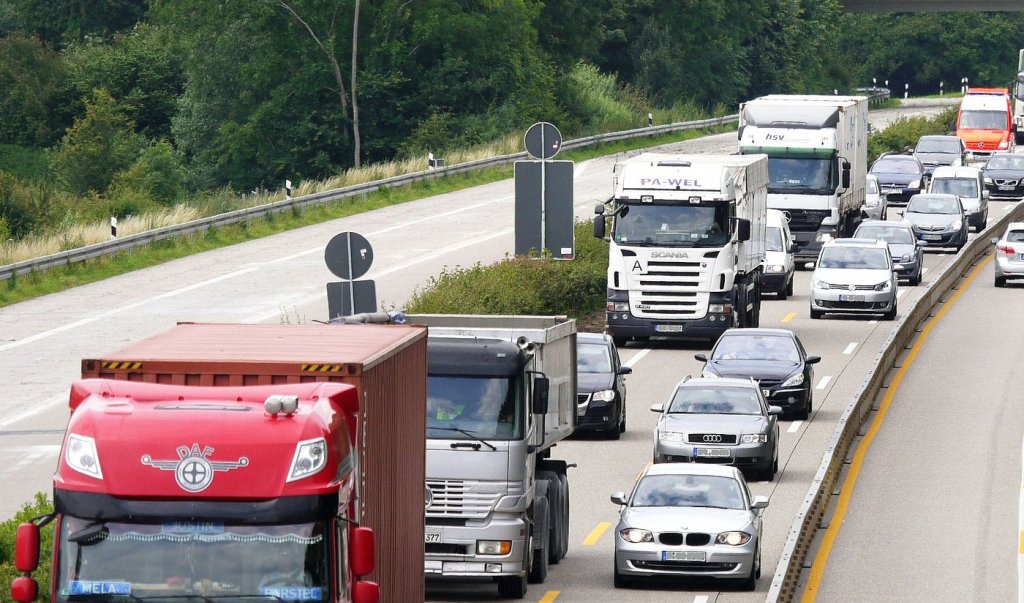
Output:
427,376,522,440
54,517,331,602
613,203,730,246
767,157,835,194
1016,79,1024,101
959,110,1007,130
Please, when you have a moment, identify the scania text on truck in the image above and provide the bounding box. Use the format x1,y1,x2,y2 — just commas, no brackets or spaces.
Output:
411,314,576,600
738,95,869,262
1013,49,1024,145
957,88,1015,164
593,154,768,346
10,323,428,603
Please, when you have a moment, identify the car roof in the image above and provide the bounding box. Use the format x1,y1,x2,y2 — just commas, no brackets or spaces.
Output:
857,219,913,231
641,463,742,479
909,193,959,203
876,154,918,162
577,332,613,344
675,376,756,389
931,165,981,178
822,238,888,249
917,135,960,142
719,327,795,338
1006,222,1024,231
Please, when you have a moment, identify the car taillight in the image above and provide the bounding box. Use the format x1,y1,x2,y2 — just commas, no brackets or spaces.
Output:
997,244,1016,255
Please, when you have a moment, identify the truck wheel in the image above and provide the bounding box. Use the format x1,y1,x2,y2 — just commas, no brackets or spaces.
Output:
538,472,563,565
497,575,527,599
557,473,570,560
528,497,549,583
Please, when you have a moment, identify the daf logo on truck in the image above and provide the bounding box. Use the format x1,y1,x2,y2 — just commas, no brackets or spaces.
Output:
141,444,249,493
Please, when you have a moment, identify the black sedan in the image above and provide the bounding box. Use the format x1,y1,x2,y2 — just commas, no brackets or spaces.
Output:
982,153,1024,200
870,154,926,205
899,193,969,251
576,332,631,439
695,328,820,420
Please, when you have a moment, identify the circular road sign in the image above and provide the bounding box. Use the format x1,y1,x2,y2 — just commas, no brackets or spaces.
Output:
524,122,562,160
324,231,374,280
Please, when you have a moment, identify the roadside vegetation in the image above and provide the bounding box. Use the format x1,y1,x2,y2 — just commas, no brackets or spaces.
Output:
867,106,958,162
0,495,54,603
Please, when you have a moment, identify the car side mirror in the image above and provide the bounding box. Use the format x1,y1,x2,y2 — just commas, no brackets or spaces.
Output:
617,366,633,375
768,405,784,416
649,403,664,413
897,211,904,217
611,492,627,506
991,237,999,244
751,495,770,510
694,353,708,362
805,355,821,365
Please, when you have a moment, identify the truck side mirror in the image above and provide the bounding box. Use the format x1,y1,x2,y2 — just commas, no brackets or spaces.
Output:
734,218,751,242
532,376,550,414
841,160,851,189
352,581,380,603
10,577,38,603
350,526,376,577
15,523,40,572
593,216,606,239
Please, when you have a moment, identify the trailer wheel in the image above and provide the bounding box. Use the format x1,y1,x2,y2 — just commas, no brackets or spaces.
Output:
528,497,549,583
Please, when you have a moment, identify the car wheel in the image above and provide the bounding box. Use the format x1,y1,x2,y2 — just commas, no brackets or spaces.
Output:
810,308,823,320
619,403,627,433
777,281,788,300
883,300,897,321
786,276,795,297
611,336,627,348
995,275,1007,288
796,395,810,421
613,555,631,589
739,544,759,591
909,268,921,286
497,575,527,599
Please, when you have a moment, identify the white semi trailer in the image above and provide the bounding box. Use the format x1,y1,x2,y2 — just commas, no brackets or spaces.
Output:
738,95,869,263
593,153,768,346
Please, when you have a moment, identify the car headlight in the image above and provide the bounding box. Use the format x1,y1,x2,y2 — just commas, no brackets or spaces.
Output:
900,253,913,263
949,220,962,231
816,232,834,243
66,434,103,479
909,179,920,189
701,370,719,378
620,528,654,543
765,264,785,274
781,373,804,387
287,437,328,482
740,434,767,444
592,389,616,402
873,280,891,292
716,531,752,546
812,279,829,290
658,431,685,442
984,176,993,185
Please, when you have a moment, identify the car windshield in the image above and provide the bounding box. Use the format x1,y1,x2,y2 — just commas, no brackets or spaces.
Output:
817,246,890,270
765,227,784,252
866,178,879,194
959,109,1007,130
1007,230,1024,242
577,342,612,373
871,159,919,175
426,375,522,439
667,386,763,415
986,155,1024,170
907,196,960,214
766,156,835,193
916,139,959,154
712,335,799,362
930,177,978,198
613,203,730,247
856,225,915,245
631,474,745,509
53,518,331,602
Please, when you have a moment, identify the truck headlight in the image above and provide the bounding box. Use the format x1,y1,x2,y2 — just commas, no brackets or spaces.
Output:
716,531,752,546
999,140,1009,149
659,431,685,442
765,264,785,274
620,528,654,543
740,434,767,444
607,302,628,312
592,389,616,402
477,540,512,555
708,304,732,314
66,434,103,479
781,373,805,387
873,280,891,292
287,437,328,482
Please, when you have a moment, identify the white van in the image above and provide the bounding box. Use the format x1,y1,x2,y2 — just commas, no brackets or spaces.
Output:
927,165,989,231
763,209,796,299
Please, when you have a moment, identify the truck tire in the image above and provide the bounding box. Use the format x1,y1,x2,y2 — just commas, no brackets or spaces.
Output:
537,471,563,565
528,497,549,583
497,575,527,599
557,472,570,561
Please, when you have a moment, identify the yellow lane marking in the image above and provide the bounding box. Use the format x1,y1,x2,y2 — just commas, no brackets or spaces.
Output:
583,522,612,546
1019,531,1024,554
782,311,797,323
802,255,992,601
538,591,560,603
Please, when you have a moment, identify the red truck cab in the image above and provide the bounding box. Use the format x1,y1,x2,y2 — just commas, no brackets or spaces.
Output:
957,87,1015,163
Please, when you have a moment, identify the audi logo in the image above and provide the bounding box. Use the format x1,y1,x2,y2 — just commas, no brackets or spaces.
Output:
702,434,723,443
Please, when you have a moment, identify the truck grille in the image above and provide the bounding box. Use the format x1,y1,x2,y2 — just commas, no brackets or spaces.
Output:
628,259,708,319
785,209,830,232
426,480,503,519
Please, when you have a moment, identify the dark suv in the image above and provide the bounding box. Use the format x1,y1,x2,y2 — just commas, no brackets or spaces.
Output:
913,135,967,179
869,153,926,205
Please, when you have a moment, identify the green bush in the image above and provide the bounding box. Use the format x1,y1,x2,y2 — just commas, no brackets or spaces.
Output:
0,493,55,603
868,107,957,162
407,222,608,317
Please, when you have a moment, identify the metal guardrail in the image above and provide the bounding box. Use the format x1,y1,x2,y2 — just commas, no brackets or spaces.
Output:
0,87,891,282
766,200,1023,602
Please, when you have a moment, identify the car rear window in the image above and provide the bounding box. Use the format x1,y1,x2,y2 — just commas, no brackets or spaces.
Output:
1007,230,1024,243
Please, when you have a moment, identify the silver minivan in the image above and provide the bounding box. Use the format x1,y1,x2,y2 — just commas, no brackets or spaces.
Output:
762,209,796,299
928,165,989,231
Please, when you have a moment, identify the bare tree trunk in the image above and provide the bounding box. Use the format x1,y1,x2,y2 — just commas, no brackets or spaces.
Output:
351,0,361,168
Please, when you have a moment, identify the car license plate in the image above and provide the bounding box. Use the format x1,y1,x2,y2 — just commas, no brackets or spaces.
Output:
838,294,864,302
425,531,441,543
656,324,683,333
924,234,942,241
999,185,1015,191
694,447,730,458
1018,253,1024,262
662,550,706,562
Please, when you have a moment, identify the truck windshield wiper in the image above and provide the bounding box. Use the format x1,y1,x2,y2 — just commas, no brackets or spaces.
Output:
432,427,497,451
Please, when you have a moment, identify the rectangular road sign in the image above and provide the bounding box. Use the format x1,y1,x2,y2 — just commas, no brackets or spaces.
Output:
327,280,377,318
514,160,575,259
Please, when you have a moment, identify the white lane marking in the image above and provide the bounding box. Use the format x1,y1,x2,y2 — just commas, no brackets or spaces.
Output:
693,596,710,603
1,445,61,475
624,349,651,369
0,395,66,429
869,320,878,324
816,376,833,390
1007,205,1014,212
787,421,803,433
1018,431,1024,603
842,342,858,355
923,268,929,275
366,197,511,238
896,288,907,299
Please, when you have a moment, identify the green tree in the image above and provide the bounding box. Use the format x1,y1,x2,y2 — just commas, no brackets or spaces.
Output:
50,89,144,195
11,0,147,46
0,33,69,146
109,140,187,205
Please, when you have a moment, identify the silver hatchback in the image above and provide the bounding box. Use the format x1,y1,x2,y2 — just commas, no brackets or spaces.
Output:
810,238,898,320
992,222,1024,287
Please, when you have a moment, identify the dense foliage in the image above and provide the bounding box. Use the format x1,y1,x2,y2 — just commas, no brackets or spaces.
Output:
867,107,958,162
1,3,1023,244
0,494,54,603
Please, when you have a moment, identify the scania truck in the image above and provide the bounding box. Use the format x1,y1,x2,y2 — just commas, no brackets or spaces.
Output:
738,95,868,263
593,154,768,346
409,314,576,600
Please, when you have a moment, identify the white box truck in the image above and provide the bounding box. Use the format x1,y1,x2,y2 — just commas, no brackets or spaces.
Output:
738,95,869,263
593,153,768,346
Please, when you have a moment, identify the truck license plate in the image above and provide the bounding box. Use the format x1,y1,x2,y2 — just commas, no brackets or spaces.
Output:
694,447,730,458
425,531,441,543
656,324,683,333
662,550,706,562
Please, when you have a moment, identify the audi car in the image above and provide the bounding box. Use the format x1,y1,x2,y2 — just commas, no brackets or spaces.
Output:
982,153,1024,200
576,332,630,439
650,377,780,481
695,328,820,420
611,463,768,590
